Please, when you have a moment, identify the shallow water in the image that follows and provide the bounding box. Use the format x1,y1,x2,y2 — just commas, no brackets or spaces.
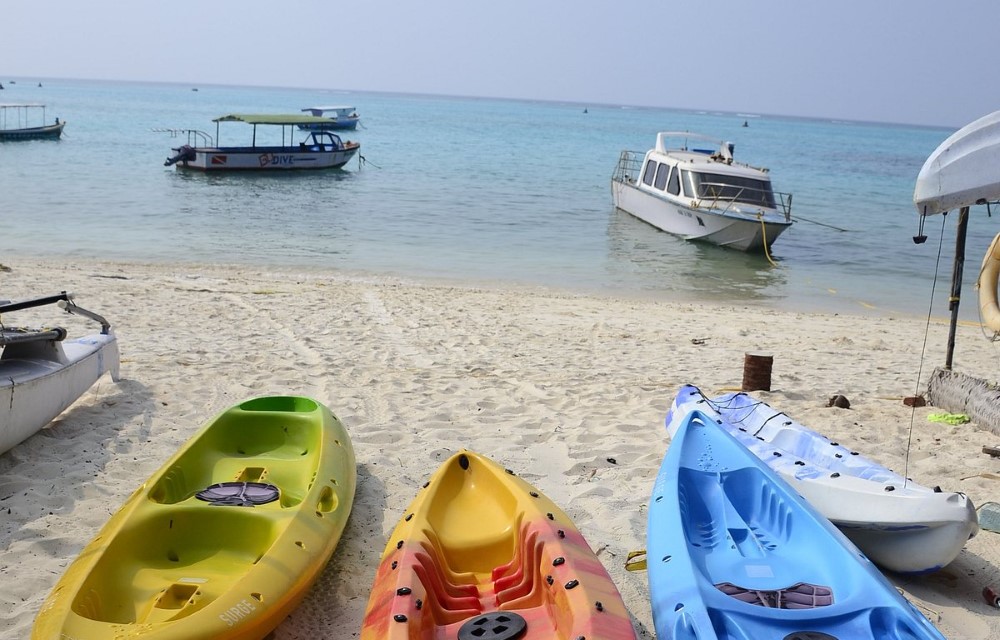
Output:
0,78,992,319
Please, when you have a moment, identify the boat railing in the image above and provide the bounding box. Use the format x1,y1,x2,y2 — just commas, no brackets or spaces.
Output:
697,183,793,221
612,150,643,185
152,128,214,147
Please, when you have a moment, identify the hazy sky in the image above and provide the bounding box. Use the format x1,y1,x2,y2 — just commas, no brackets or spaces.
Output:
3,1,997,128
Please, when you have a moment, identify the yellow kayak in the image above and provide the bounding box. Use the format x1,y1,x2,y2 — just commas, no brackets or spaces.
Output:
32,396,356,640
361,450,636,640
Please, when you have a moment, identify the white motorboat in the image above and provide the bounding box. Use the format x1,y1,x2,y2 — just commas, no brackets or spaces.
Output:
611,132,793,252
299,105,360,131
667,384,978,575
161,113,360,171
0,292,120,454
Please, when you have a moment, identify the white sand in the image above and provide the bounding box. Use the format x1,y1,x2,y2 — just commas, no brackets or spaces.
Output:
2,258,1000,639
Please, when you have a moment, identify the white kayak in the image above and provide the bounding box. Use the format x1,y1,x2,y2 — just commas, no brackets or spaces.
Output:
668,384,979,575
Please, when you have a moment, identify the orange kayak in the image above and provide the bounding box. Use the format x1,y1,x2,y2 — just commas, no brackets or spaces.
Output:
360,450,636,640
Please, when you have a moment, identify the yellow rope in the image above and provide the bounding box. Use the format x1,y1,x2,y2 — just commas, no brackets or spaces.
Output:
759,214,779,267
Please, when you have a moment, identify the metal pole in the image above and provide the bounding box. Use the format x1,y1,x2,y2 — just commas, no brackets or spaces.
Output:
945,206,970,369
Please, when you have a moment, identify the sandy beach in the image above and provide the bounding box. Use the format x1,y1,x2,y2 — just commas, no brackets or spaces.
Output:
2,257,1000,639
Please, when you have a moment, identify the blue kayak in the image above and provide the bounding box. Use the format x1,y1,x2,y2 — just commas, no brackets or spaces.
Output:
648,409,946,640
667,384,977,576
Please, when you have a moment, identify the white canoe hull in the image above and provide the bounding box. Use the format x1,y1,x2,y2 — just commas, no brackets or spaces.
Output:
0,333,120,454
668,385,979,575
611,179,790,252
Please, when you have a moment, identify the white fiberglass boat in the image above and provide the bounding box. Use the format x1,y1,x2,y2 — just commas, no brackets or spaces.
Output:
611,131,793,252
161,113,360,171
667,384,978,575
299,106,360,130
0,293,120,454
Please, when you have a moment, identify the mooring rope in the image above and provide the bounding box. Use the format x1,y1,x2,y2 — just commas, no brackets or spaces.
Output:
791,214,852,232
759,215,779,267
905,213,949,485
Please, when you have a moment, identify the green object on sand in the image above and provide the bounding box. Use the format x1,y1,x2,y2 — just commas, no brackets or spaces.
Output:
927,412,971,425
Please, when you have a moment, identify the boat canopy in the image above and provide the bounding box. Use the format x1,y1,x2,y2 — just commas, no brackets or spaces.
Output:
655,131,732,157
302,106,355,115
914,110,1000,216
0,103,53,131
213,113,337,126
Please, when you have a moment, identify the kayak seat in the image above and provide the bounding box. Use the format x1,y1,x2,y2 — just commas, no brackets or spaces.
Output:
71,508,279,624
715,581,834,608
148,406,323,508
493,525,542,607
721,468,791,550
679,469,727,550
411,547,482,624
490,514,529,584
143,582,201,624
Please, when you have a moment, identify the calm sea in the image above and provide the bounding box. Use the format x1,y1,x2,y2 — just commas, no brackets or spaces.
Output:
0,78,992,319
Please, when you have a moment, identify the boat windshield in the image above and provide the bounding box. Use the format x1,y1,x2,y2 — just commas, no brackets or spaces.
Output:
685,171,776,208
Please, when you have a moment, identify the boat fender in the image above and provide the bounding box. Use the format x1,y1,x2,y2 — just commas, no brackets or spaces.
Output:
977,232,1000,333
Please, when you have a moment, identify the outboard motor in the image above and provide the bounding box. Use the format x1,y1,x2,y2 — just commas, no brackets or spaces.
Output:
164,145,196,166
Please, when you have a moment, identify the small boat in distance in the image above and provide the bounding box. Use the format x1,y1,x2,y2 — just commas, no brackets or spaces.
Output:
299,105,360,130
160,113,360,171
0,103,66,140
611,131,793,252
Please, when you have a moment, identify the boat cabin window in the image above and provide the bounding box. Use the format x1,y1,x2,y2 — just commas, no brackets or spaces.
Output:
653,163,670,191
305,131,343,152
666,166,681,195
684,171,776,208
642,160,657,186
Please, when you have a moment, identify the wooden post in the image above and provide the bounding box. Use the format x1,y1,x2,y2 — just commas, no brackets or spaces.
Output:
742,353,773,392
945,206,970,370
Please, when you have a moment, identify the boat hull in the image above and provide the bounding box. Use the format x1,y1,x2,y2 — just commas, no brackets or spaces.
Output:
360,450,636,640
649,410,946,639
32,396,356,640
298,118,359,131
611,179,790,252
0,121,66,140
171,143,360,171
668,385,978,575
0,333,119,454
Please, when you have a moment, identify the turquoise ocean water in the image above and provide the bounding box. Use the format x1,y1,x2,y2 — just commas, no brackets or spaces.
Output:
0,78,994,319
